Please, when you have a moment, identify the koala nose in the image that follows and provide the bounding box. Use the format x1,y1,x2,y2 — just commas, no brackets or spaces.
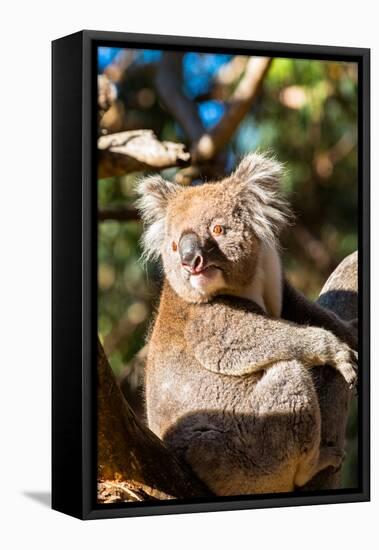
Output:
179,233,204,272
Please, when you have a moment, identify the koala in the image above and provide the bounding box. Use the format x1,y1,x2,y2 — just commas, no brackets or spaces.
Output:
136,153,358,495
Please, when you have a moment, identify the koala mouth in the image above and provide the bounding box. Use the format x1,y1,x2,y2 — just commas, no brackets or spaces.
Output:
183,264,221,277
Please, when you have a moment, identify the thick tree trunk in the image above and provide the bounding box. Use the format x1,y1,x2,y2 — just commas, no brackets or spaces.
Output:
300,251,358,491
97,341,211,503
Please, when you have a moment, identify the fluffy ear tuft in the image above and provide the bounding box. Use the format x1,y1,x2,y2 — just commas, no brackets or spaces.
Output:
234,152,283,190
232,152,292,246
135,175,181,261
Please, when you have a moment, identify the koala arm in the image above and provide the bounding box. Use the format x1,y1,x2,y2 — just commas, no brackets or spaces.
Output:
281,279,357,350
185,297,357,388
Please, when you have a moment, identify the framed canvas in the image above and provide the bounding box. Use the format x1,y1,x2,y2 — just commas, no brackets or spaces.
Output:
52,30,370,520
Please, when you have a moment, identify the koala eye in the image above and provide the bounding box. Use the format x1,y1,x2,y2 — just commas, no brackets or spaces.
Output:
212,224,224,236
171,241,178,252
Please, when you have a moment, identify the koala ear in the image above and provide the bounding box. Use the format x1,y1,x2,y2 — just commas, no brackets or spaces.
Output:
233,152,283,191
135,175,182,261
232,152,292,246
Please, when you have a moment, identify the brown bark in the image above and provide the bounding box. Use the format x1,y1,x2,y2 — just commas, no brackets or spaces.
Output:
97,340,211,503
98,130,190,179
300,251,358,491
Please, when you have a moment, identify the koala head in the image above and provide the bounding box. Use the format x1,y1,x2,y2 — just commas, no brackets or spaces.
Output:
136,152,291,303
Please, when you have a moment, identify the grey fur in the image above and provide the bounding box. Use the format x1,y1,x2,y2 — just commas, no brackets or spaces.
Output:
136,152,357,495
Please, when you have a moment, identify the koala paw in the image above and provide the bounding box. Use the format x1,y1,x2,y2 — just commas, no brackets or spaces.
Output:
334,346,358,389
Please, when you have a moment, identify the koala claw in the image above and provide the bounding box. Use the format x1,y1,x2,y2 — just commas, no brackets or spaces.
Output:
335,348,358,389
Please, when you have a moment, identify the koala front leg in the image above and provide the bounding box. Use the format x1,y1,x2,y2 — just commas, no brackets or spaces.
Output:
281,279,357,350
186,300,357,388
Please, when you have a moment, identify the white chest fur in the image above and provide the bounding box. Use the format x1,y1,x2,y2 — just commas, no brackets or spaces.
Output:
236,244,283,318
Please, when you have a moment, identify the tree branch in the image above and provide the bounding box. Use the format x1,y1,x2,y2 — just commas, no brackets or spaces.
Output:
98,130,191,178
97,340,212,503
192,57,272,161
155,54,272,167
155,52,206,143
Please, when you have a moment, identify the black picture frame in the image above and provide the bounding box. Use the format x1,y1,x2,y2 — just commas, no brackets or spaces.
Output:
52,30,370,520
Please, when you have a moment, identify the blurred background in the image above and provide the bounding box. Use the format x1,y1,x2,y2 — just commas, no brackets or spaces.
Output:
97,47,358,488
